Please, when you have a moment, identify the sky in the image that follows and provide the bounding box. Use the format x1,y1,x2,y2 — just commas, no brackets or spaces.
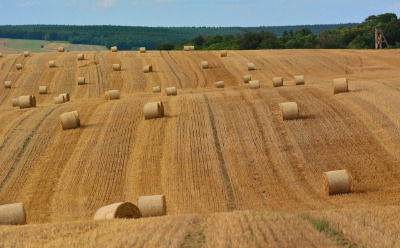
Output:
1,0,400,27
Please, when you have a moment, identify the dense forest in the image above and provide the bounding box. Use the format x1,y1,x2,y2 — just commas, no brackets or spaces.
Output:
171,13,400,50
0,24,354,50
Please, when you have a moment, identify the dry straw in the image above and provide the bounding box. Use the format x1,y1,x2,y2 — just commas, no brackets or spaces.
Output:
23,51,30,57
183,45,195,51
77,53,84,60
323,169,351,195
279,102,299,120
16,64,23,70
59,93,70,102
201,61,209,69
249,80,260,89
94,202,141,220
111,46,118,52
333,78,348,94
272,77,283,87
152,86,161,93
18,95,36,109
58,47,65,52
54,95,65,104
138,195,166,217
0,203,26,225
166,87,177,96
60,111,80,130
144,101,164,120
248,63,255,71
139,47,146,53
143,65,152,73
243,75,251,83
104,90,120,100
77,77,86,85
4,81,11,89
294,75,305,85
113,64,121,71
48,61,56,68
39,86,47,94
12,98,19,107
215,81,224,88
220,50,227,57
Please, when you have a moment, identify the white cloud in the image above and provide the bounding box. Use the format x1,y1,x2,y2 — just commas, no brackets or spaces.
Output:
97,0,118,8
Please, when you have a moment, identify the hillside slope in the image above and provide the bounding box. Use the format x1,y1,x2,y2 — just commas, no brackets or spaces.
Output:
0,49,400,245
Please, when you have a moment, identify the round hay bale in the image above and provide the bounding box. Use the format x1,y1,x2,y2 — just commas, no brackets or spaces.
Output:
248,63,255,71
39,86,47,94
279,102,299,120
220,50,227,57
144,101,164,120
143,65,152,73
243,75,251,84
12,98,19,107
138,195,166,217
94,202,141,220
201,61,209,69
323,169,351,195
152,86,161,93
77,53,84,60
166,87,177,96
58,47,65,52
77,77,86,85
0,203,26,225
294,75,305,85
249,80,260,89
333,78,348,94
23,51,30,57
215,81,224,88
113,64,121,71
111,46,118,52
0,52,3,57
4,81,11,89
104,90,120,100
16,64,23,70
183,45,195,51
71,110,80,126
18,95,35,109
60,111,80,130
48,60,56,68
139,47,146,53
54,95,65,104
272,77,283,87
60,93,70,102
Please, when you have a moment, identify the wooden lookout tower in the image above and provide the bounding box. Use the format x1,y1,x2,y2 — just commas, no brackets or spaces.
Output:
375,28,389,49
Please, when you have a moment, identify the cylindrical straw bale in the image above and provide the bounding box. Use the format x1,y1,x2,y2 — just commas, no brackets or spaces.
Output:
71,110,80,126
58,47,65,52
104,90,120,100
139,47,146,53
54,95,65,104
215,81,224,88
248,63,255,71
249,80,260,89
294,75,305,85
144,102,164,120
111,46,118,52
60,93,70,102
143,65,152,73
183,45,195,51
0,52,3,57
201,61,209,69
113,64,121,71
31,95,36,107
333,78,348,94
77,77,85,85
138,195,166,217
77,53,84,60
272,77,283,87
12,98,19,107
0,203,26,225
94,202,141,220
48,60,56,68
279,102,299,120
18,95,35,109
166,87,177,96
16,64,22,70
60,111,80,130
152,86,161,93
4,81,11,88
243,75,251,83
323,170,351,195
220,50,227,57
23,51,30,57
39,86,47,94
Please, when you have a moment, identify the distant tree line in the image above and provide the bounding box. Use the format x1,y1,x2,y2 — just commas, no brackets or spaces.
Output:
160,13,400,50
0,23,354,50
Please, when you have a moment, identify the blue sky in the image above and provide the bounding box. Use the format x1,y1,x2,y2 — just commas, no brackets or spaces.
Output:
1,0,400,26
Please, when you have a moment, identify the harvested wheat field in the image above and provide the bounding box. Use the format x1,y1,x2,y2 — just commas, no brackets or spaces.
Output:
1,49,400,247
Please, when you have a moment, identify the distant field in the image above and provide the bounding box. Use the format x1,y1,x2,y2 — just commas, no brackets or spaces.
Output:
0,39,107,53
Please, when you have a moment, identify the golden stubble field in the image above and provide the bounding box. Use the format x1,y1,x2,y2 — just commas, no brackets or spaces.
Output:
0,49,400,247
